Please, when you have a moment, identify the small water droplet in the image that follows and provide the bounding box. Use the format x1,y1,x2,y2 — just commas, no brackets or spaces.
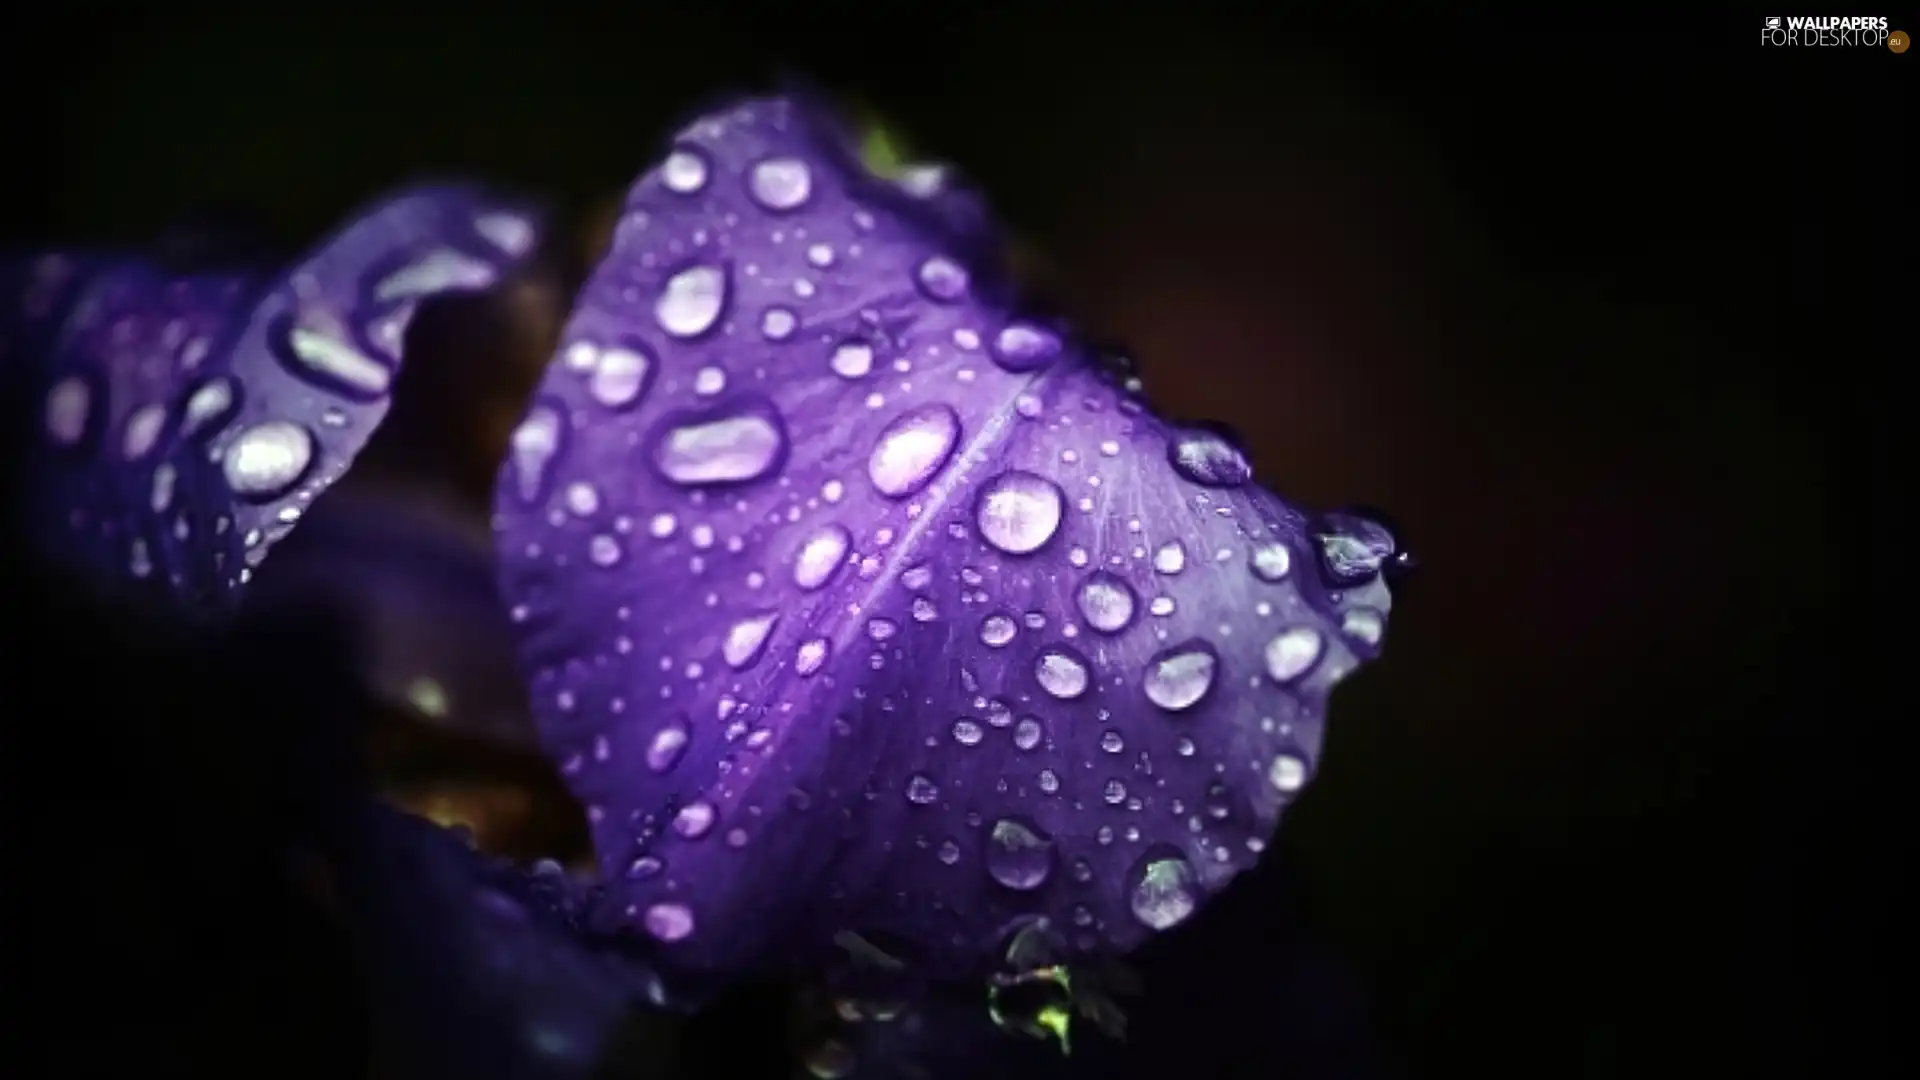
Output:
906,773,941,805
662,148,709,193
1128,851,1199,930
914,255,969,302
646,718,690,772
976,471,1064,555
795,637,831,676
748,157,813,211
673,801,716,839
986,818,1055,890
1076,572,1138,634
644,902,695,942
1168,428,1251,487
1143,641,1218,712
1263,627,1324,683
1249,541,1293,582
990,322,1062,372
761,306,797,340
952,718,984,746
829,341,874,379
1153,541,1187,575
1035,647,1091,700
722,612,780,669
1269,752,1309,793
44,378,90,445
979,613,1017,647
793,525,851,591
654,406,787,486
654,265,727,338
221,421,314,500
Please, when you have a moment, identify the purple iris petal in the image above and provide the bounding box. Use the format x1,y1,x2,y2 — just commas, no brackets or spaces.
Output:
494,97,1399,980
6,187,543,614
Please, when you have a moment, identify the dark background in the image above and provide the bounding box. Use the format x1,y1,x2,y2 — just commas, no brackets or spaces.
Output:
5,9,1899,1079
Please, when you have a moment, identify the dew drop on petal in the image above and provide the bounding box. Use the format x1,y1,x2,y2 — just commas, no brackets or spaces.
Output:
1034,647,1091,700
654,409,786,486
1143,641,1217,712
221,421,314,500
1263,626,1324,684
1249,541,1293,582
975,471,1064,555
986,818,1054,891
867,403,961,498
654,265,727,338
1128,852,1199,930
644,902,695,942
793,525,851,591
748,157,813,211
722,612,780,669
1075,572,1137,634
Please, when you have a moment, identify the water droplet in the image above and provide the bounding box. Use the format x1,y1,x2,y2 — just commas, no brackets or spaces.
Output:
990,322,1062,372
1314,512,1399,586
589,534,623,567
795,637,830,676
761,307,797,340
867,403,961,498
44,378,90,445
914,255,969,302
1075,572,1137,634
182,378,236,439
976,471,1064,555
221,421,314,500
673,801,716,839
1342,607,1386,646
722,612,780,669
979,613,1017,647
906,773,941,805
748,157,813,211
1263,627,1323,683
692,365,726,396
952,718,984,746
1128,852,1199,930
120,404,166,460
937,839,962,865
1035,647,1091,700
1143,641,1218,712
1269,752,1309,793
1100,731,1125,754
1153,541,1187,575
1013,717,1043,750
654,407,786,486
646,718,690,772
662,148,709,193
1037,769,1060,793
986,818,1055,890
654,265,727,338
644,902,695,942
792,525,851,591
829,341,874,379
1249,541,1293,582
1168,428,1251,487
286,325,391,397
1103,778,1127,804
509,406,562,503
564,481,600,517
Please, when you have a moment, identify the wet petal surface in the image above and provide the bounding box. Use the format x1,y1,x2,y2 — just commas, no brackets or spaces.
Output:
6,188,543,614
495,97,1399,981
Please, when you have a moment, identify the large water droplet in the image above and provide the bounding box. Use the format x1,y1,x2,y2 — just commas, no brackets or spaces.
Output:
1128,851,1199,930
748,157,813,211
1314,512,1399,586
589,346,652,410
1143,641,1218,712
723,612,780,669
793,525,851,591
990,322,1062,373
1075,572,1138,634
986,818,1055,891
1034,646,1091,700
654,407,786,486
867,403,961,498
1013,716,1043,750
1269,751,1309,793
644,902,695,942
120,404,166,460
646,718,691,773
654,264,727,338
975,471,1064,555
221,421,314,500
1168,428,1251,487
673,801,716,839
1263,626,1324,684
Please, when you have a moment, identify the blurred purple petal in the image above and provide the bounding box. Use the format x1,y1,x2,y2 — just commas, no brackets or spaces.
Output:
248,486,537,748
7,187,544,615
341,803,671,1079
495,97,1400,980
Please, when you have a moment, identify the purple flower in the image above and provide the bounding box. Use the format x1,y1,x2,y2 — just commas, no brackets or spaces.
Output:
5,186,543,616
494,96,1403,983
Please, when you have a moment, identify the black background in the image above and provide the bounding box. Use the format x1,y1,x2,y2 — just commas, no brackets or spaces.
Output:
5,9,1900,1078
